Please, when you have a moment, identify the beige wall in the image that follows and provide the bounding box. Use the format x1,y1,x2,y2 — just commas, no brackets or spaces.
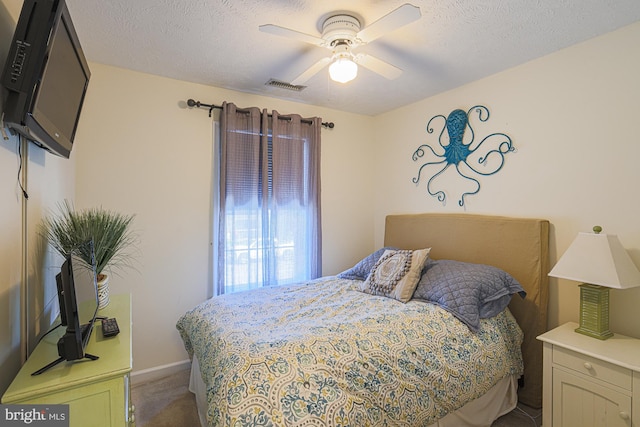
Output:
73,63,376,373
3,0,640,385
373,21,640,339
0,0,76,394
0,0,21,395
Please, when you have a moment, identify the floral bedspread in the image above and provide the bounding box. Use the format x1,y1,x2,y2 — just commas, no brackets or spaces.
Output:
176,277,524,427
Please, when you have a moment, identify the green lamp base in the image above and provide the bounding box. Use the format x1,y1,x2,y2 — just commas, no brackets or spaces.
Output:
575,283,613,340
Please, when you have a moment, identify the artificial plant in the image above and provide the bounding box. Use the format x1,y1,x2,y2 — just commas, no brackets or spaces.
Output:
41,201,136,277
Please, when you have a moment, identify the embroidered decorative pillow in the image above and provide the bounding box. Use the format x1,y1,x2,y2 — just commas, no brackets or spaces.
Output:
412,259,526,331
337,246,398,280
360,248,431,302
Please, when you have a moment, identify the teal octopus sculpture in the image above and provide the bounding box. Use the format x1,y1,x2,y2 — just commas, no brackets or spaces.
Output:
412,105,514,207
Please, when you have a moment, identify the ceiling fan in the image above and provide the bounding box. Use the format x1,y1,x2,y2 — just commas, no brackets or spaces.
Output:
259,3,421,85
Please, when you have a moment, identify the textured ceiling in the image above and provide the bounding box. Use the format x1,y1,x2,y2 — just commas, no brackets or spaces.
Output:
14,0,640,116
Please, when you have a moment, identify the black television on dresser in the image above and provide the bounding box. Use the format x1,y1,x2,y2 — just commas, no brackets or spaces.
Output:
1,0,91,158
33,240,100,375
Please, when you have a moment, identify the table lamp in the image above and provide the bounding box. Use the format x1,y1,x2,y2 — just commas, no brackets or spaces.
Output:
548,226,640,340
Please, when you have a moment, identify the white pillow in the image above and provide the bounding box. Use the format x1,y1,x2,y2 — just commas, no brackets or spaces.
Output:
361,248,431,302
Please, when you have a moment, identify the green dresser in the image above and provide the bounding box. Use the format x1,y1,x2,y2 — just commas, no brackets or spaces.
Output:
2,294,134,427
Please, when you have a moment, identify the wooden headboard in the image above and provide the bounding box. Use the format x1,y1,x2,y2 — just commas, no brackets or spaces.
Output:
384,213,549,409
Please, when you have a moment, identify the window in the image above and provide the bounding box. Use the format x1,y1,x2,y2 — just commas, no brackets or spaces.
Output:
213,103,321,295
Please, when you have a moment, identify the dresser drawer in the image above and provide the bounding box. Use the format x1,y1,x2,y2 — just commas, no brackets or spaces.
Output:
553,346,632,390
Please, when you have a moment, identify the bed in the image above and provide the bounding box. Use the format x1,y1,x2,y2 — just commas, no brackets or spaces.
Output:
177,213,550,426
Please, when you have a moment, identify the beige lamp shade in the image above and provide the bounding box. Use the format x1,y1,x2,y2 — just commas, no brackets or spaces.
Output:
549,231,640,289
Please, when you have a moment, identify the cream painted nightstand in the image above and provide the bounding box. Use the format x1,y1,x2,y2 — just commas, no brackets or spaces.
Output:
2,294,134,427
537,322,640,427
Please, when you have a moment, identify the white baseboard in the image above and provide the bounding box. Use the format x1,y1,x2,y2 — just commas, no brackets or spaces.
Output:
130,359,191,385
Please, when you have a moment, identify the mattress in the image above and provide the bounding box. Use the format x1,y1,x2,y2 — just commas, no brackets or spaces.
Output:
177,277,524,426
189,355,519,427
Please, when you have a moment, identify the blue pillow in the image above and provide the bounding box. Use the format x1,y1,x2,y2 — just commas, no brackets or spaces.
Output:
337,247,398,280
412,259,526,332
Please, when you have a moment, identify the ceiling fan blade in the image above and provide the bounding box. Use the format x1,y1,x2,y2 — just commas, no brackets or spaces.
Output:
291,57,332,85
354,53,403,80
357,3,421,43
259,24,325,46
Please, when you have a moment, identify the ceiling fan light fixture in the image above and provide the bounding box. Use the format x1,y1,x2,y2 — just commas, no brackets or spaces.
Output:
259,4,421,86
329,57,358,83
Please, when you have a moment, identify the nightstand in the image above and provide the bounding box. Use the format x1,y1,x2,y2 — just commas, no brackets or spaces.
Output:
537,322,640,427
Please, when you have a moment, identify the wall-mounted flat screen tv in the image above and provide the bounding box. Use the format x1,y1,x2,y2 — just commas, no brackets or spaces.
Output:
1,0,91,158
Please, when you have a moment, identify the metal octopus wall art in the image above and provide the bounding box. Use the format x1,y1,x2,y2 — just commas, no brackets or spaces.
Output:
411,105,514,207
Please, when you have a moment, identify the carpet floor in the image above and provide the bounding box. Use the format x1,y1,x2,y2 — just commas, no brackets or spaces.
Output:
131,368,542,427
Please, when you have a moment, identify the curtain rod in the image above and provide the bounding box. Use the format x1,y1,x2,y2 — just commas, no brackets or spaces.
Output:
186,99,335,129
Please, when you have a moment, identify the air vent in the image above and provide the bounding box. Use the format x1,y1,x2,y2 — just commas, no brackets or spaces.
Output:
265,79,306,92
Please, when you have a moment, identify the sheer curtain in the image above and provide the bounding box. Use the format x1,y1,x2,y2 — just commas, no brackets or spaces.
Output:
213,102,322,295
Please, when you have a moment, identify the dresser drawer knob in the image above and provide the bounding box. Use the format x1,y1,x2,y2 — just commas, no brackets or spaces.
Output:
583,362,593,370
619,411,630,420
